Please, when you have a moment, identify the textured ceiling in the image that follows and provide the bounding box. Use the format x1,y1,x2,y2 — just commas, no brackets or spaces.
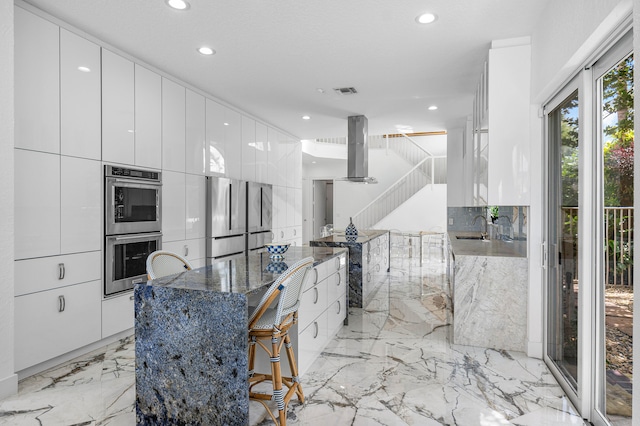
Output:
22,0,549,139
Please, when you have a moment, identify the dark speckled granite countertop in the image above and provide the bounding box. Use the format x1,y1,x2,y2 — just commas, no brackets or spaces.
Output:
311,229,388,244
142,246,347,297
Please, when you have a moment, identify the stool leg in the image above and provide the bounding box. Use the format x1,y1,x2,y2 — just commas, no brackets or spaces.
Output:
248,336,256,379
284,332,304,403
270,335,286,426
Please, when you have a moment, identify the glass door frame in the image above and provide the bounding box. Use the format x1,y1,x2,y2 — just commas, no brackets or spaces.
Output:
543,74,591,415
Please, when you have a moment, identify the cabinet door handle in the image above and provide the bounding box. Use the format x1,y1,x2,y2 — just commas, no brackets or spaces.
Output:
130,295,135,301
337,273,341,286
313,321,319,338
184,245,189,257
313,268,318,284
58,263,65,280
313,287,319,304
367,272,371,283
337,301,341,314
335,257,340,270
58,295,66,312
293,228,297,236
280,231,284,238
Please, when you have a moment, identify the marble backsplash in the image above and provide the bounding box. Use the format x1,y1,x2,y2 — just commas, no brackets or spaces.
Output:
447,206,528,240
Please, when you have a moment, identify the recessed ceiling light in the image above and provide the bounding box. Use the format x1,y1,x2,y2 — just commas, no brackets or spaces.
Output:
302,115,311,120
77,66,91,72
166,0,190,10
198,46,215,55
316,88,325,94
312,161,317,164
223,122,229,126
416,13,437,24
428,105,438,111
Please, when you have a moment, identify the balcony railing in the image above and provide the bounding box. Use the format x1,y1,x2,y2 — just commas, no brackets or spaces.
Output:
562,207,634,286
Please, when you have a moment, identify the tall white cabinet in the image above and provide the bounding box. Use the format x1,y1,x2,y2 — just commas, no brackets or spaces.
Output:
13,5,303,375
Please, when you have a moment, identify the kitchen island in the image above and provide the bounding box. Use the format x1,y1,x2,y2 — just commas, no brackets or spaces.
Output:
310,230,390,308
448,231,528,352
135,246,347,425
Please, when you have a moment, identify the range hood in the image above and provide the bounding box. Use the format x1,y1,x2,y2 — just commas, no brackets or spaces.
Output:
338,115,378,184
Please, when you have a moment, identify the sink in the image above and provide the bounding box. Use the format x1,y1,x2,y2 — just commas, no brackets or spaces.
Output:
456,235,484,240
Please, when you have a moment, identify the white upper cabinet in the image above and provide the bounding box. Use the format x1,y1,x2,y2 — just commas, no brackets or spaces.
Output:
15,8,60,154
162,170,186,242
60,29,101,160
225,109,242,179
276,132,288,187
255,122,268,184
241,116,256,182
134,65,162,169
60,156,101,253
162,78,186,172
293,142,302,189
286,138,296,187
186,90,206,175
15,150,60,259
205,99,226,176
102,49,135,165
185,174,206,240
15,150,101,260
267,127,279,185
487,40,531,205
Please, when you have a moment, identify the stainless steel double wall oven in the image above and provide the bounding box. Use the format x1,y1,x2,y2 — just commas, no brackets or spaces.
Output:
104,165,162,296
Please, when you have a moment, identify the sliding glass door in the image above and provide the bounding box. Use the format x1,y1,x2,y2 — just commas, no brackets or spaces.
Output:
592,32,633,426
546,84,581,396
544,30,633,426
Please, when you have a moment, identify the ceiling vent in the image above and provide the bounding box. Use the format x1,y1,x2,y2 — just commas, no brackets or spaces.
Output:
333,87,358,95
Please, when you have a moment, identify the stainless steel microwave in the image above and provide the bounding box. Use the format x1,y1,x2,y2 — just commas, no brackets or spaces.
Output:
105,165,162,235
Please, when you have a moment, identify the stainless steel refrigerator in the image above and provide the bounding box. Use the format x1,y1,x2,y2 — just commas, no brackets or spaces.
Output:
206,177,247,260
247,182,273,252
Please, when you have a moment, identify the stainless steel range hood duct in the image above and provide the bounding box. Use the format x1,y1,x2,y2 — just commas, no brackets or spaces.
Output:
338,115,377,184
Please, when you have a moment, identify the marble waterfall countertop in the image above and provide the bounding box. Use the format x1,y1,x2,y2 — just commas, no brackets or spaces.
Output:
448,231,528,352
139,245,347,298
448,231,527,258
312,229,388,244
135,245,347,425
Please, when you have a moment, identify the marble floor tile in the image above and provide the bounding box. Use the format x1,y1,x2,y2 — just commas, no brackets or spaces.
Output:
0,251,587,425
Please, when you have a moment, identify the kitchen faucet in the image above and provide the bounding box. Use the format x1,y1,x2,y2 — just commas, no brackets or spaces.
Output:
472,215,488,240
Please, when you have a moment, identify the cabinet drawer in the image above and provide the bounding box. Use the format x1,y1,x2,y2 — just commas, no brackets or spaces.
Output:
15,251,101,296
102,291,135,338
298,310,328,376
303,261,329,292
15,280,102,371
328,267,347,304
299,283,327,331
328,297,346,336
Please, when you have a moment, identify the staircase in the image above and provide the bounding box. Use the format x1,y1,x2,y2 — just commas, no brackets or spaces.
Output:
316,134,447,230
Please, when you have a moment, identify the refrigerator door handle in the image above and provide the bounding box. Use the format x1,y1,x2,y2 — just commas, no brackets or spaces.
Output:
228,183,232,231
260,187,263,228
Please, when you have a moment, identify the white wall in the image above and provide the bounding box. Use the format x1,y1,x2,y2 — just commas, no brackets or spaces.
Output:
527,0,631,362
374,184,447,232
0,0,17,399
446,128,465,207
333,149,413,229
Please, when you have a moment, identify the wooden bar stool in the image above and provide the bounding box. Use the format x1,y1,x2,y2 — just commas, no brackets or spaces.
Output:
248,256,314,425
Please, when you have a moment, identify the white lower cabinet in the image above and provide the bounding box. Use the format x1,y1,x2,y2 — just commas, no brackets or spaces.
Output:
102,292,135,338
15,251,101,297
254,253,347,378
15,280,102,371
297,310,329,375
